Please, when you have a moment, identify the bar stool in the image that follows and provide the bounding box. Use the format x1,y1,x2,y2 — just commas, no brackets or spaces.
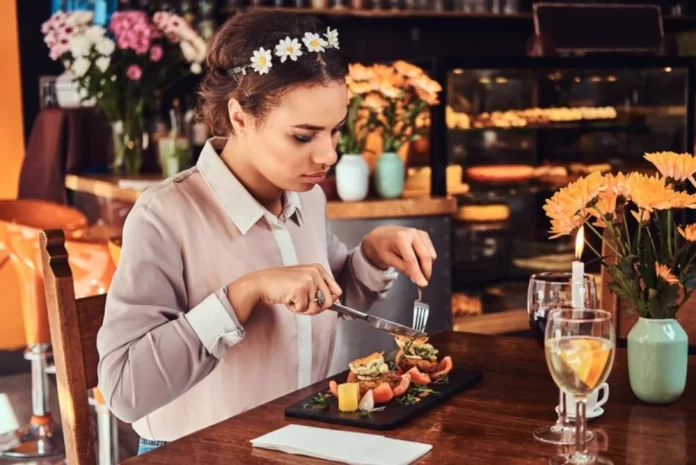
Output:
0,199,87,459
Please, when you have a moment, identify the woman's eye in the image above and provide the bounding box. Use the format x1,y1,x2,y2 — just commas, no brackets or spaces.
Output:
293,134,313,143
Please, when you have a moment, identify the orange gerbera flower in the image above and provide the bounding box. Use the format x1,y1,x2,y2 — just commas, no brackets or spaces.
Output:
378,81,401,99
667,191,696,209
393,60,424,78
655,262,679,286
628,173,677,212
678,224,696,242
348,63,374,82
644,152,696,186
603,172,631,200
362,92,388,113
347,77,377,95
544,172,605,238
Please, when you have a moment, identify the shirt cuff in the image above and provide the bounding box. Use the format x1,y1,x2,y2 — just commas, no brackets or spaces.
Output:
351,242,399,292
185,288,245,359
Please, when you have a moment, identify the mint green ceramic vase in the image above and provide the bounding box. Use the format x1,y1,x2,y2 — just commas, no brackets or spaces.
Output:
374,152,405,199
627,317,688,404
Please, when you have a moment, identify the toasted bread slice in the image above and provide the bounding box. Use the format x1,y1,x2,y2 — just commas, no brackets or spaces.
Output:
350,352,384,367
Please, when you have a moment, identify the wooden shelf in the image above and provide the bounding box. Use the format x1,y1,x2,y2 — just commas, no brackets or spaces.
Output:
65,174,457,220
224,7,696,24
225,6,532,19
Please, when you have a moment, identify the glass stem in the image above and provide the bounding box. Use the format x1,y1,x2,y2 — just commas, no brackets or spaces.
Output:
575,399,588,458
558,389,569,426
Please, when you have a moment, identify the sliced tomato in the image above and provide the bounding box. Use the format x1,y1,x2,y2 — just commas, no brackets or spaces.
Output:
395,349,404,364
392,374,411,397
329,380,339,397
431,356,453,380
347,372,358,383
372,383,395,404
407,367,432,386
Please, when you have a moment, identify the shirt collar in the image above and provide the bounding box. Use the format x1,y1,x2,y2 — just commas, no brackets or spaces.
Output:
197,137,304,234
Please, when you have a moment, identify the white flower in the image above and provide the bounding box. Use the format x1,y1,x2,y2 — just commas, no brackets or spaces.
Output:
275,37,303,63
95,56,110,72
180,40,197,62
95,37,115,56
250,47,272,75
69,35,91,58
190,62,202,74
302,32,327,53
84,25,105,44
71,57,91,77
67,11,93,27
191,37,208,62
324,27,339,49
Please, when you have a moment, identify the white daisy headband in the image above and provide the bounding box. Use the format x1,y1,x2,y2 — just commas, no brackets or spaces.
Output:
229,27,339,77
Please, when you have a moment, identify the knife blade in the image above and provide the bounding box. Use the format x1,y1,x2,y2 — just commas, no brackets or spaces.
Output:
329,302,425,338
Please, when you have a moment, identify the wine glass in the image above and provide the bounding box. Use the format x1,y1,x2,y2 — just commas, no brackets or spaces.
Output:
528,272,597,445
545,308,615,465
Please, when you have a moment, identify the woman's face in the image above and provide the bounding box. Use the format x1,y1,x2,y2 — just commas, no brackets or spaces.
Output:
240,81,348,192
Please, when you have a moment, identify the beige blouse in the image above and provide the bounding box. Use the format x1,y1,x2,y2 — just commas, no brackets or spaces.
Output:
96,138,397,441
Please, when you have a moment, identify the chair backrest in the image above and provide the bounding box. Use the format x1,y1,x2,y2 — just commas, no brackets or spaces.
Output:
600,230,696,346
40,228,105,465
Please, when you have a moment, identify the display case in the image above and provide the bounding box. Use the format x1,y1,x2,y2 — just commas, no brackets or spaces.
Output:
429,56,696,325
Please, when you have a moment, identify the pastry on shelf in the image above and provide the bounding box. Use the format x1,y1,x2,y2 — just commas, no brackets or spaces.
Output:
465,164,537,184
512,253,575,272
451,292,482,317
403,165,469,197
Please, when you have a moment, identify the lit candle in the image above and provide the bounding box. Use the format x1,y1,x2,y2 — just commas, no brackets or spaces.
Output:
571,226,585,308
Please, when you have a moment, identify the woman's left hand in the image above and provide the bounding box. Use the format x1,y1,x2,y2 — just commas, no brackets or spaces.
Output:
361,226,437,287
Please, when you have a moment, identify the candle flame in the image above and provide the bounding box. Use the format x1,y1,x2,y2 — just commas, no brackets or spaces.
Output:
575,226,585,259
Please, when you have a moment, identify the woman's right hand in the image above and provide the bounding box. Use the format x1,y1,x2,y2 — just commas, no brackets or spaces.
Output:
227,264,342,320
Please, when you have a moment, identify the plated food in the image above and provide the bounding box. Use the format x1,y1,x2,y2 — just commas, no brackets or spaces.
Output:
327,335,453,413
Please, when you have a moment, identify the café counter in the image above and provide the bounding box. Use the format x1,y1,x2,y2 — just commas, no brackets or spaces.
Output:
64,174,457,373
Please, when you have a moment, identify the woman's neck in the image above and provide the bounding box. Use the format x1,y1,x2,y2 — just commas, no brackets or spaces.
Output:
219,137,284,216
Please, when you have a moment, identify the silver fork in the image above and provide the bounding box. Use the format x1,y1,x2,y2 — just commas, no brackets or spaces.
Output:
412,287,430,334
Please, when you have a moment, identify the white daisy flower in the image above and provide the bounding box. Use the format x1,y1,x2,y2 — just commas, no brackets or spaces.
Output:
95,37,115,56
69,35,91,58
95,56,110,72
84,25,105,44
302,32,327,53
275,37,303,63
250,47,272,75
71,57,91,77
324,27,339,49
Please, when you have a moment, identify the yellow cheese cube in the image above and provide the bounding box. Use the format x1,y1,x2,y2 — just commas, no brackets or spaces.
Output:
338,383,360,412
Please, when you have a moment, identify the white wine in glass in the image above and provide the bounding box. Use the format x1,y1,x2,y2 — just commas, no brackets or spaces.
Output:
527,272,597,445
545,308,616,465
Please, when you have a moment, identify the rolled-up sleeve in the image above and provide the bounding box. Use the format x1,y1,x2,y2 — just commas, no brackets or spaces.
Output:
325,219,398,309
97,204,244,423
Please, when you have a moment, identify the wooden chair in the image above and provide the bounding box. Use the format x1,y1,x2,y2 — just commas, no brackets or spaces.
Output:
600,231,696,347
40,228,106,465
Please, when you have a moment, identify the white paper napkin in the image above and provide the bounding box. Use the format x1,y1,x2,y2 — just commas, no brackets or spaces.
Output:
250,424,432,465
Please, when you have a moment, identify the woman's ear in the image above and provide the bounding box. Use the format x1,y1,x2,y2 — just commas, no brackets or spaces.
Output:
227,98,248,135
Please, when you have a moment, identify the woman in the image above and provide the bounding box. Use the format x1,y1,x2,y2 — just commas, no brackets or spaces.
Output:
96,11,437,455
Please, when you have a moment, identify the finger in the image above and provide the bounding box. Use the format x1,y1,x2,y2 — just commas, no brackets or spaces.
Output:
418,230,437,260
412,235,434,282
313,264,343,298
289,276,313,314
395,232,428,287
312,279,333,315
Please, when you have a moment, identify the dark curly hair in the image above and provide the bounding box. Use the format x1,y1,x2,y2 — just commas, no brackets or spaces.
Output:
198,11,348,136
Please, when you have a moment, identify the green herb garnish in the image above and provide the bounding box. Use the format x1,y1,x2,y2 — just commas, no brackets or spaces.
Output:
303,392,331,410
360,409,372,417
396,383,441,405
433,375,449,385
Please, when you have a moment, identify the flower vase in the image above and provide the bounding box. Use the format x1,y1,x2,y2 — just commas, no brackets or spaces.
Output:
335,154,369,201
374,152,405,199
111,117,144,175
627,317,688,404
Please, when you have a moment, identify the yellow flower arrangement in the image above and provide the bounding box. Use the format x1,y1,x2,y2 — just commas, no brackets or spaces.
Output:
544,152,696,319
339,60,442,155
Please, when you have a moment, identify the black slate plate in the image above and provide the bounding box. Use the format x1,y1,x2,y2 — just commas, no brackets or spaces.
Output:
284,368,483,431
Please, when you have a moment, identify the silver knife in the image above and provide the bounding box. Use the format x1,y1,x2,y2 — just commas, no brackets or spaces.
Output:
329,302,425,337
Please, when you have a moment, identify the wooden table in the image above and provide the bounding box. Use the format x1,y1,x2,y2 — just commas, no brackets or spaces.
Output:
122,332,695,465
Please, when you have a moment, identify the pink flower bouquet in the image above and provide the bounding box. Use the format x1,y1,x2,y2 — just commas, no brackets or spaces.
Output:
42,9,207,174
